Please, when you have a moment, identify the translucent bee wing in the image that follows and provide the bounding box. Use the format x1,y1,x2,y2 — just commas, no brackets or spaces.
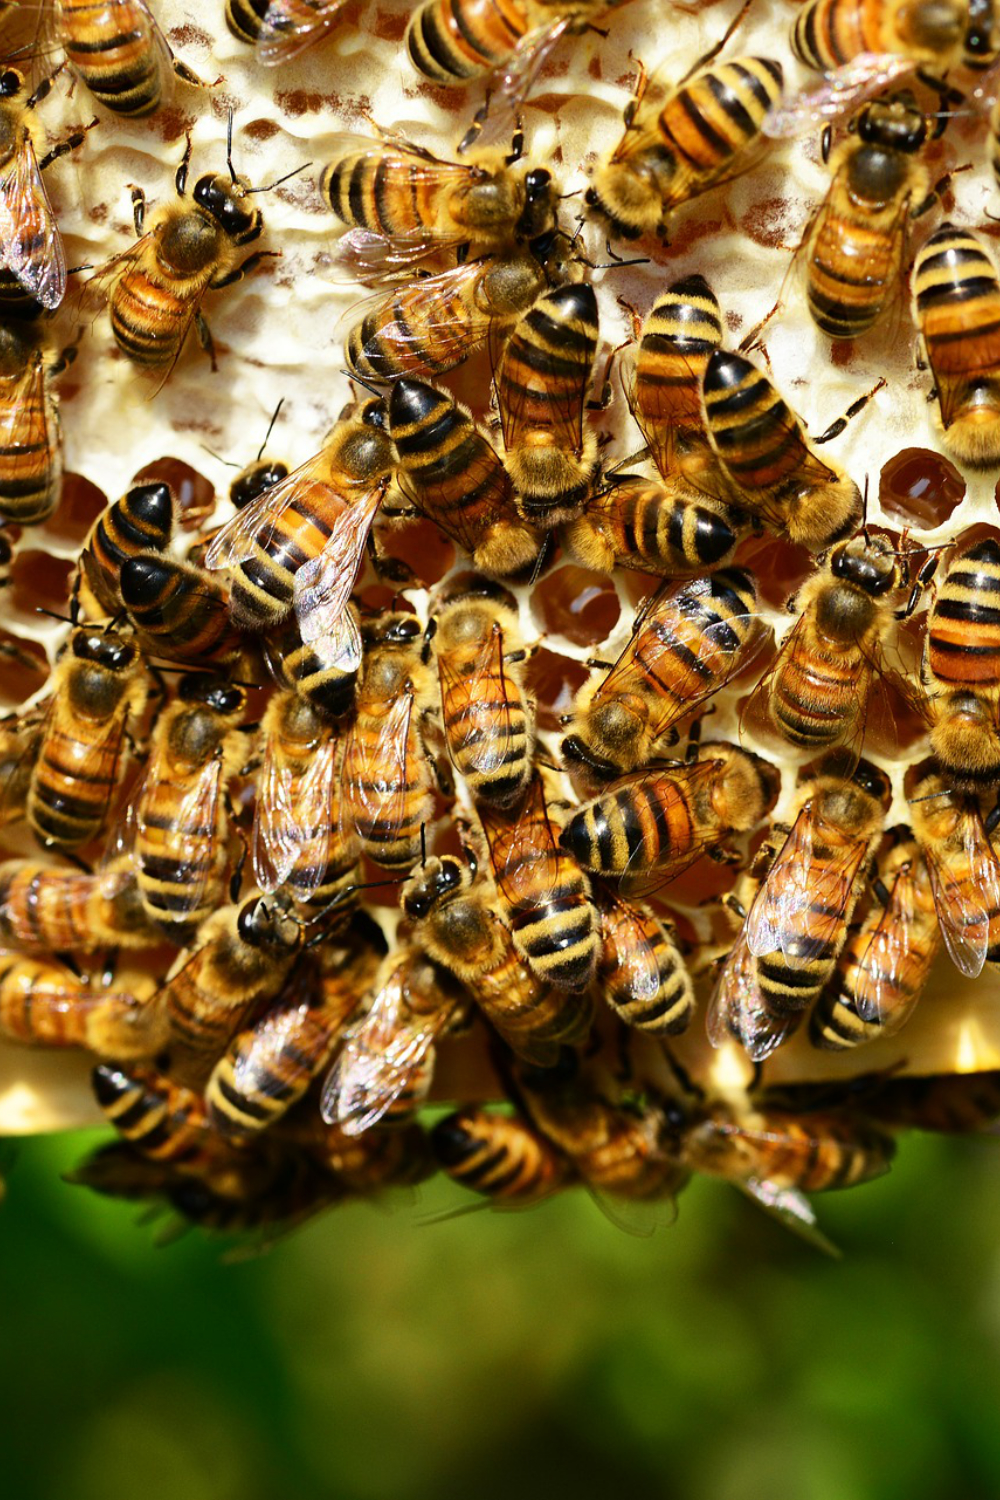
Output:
598,891,662,1005
341,688,417,845
0,355,50,465
745,802,868,968
734,1178,841,1257
849,863,922,1029
494,311,590,457
0,134,65,309
257,0,349,64
136,755,224,918
203,448,345,573
292,485,384,646
345,258,493,374
585,1183,679,1237
706,927,801,1061
500,16,573,100
762,53,917,138
107,0,177,107
252,730,335,895
479,774,567,912
319,966,444,1135
922,810,1000,978
438,622,520,777
332,225,467,282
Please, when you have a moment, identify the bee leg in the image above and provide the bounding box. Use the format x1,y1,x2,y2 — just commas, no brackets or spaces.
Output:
621,54,649,130
195,313,218,373
897,552,941,618
676,0,753,87
985,798,1000,838
209,250,281,290
55,951,84,980
26,67,65,113
37,117,98,174
457,91,492,156
130,186,147,237
910,170,962,222
100,948,119,989
175,134,194,198
812,377,886,445
171,57,218,90
48,336,80,378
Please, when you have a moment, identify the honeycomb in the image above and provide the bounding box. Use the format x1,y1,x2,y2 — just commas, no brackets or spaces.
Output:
3,0,1000,1234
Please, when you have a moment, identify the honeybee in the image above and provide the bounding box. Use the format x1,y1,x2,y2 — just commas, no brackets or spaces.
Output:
86,129,284,388
708,760,891,1060
676,1092,895,1247
0,714,39,827
0,67,93,311
562,568,763,782
0,319,69,525
701,349,863,550
49,0,204,117
26,628,147,850
432,1105,571,1207
91,1062,263,1197
862,1070,1000,1133
295,1116,434,1193
0,950,161,1057
206,926,384,1139
912,224,1000,470
165,1153,345,1238
225,0,352,65
320,129,557,271
387,378,546,582
158,897,303,1082
431,575,534,807
587,50,784,240
803,92,935,340
251,687,360,922
341,612,436,871
405,0,624,90
319,946,465,1136
744,531,916,773
74,480,175,622
344,235,566,382
204,399,394,676
479,772,600,990
907,764,1000,978
119,553,243,668
262,612,362,722
766,0,970,138
119,675,249,940
564,477,742,577
921,535,1000,789
594,885,694,1036
561,741,780,887
494,282,599,526
402,851,593,1064
811,831,940,1050
0,856,157,953
518,1063,689,1231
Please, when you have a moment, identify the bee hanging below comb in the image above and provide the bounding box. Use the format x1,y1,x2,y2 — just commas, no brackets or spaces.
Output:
586,6,784,241
0,66,96,312
85,117,301,389
906,764,1000,980
432,1105,572,1209
320,124,558,277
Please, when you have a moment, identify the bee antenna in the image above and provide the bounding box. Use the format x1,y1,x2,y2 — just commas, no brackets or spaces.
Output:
342,370,384,400
199,442,238,469
246,162,311,194
35,607,73,624
905,790,952,804
256,398,284,460
226,107,236,184
861,473,870,540
420,823,427,869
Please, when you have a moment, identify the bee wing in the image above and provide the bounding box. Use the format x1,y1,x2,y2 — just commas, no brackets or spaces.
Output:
204,448,343,572
0,355,53,469
0,133,65,309
344,258,490,369
706,927,802,1060
319,966,444,1134
252,730,333,894
500,15,574,100
438,622,519,777
746,802,868,968
493,314,588,459
77,233,152,319
735,1178,841,1256
762,53,918,138
333,225,467,282
257,0,349,64
849,862,924,1030
923,811,1000,978
585,1182,680,1237
135,755,223,918
104,0,177,105
600,893,662,1005
479,774,568,911
292,485,384,646
341,688,416,842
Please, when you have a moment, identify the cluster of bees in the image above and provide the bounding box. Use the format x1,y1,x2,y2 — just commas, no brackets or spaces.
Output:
3,0,1000,1250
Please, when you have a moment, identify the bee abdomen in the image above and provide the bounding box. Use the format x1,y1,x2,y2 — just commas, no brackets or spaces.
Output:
225,0,271,43
406,0,526,84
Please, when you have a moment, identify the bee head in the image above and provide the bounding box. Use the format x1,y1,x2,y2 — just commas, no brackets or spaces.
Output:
236,897,301,952
230,458,288,510
0,70,25,101
401,855,467,920
71,630,137,673
857,93,927,154
178,674,247,716
829,535,897,596
193,173,260,242
516,167,555,239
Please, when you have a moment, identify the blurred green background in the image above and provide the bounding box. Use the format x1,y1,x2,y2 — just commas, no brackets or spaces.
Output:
4,1126,999,1500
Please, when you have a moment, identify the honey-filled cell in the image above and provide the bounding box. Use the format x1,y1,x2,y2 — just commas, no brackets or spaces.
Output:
881,449,964,529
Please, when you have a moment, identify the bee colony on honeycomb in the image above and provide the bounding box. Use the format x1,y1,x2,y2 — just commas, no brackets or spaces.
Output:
3,0,1000,1247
